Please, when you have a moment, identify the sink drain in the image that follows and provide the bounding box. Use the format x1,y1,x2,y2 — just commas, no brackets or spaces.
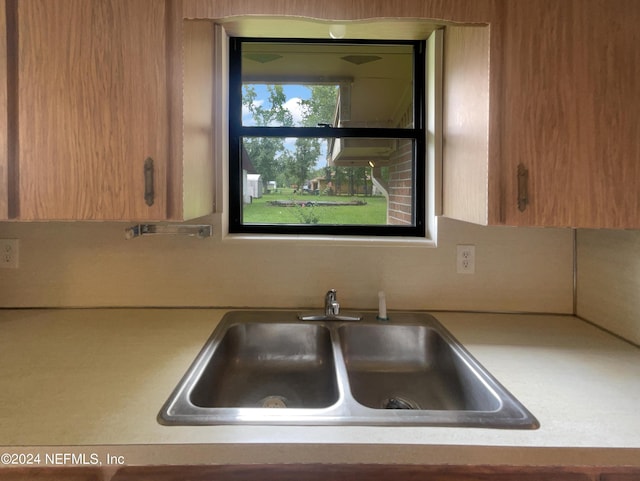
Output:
259,395,288,408
382,397,419,410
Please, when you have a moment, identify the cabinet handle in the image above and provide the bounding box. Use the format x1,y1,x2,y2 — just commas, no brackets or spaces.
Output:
517,163,529,212
144,157,155,206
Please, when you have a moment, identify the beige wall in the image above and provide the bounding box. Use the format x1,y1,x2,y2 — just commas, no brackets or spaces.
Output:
577,229,640,345
0,217,573,312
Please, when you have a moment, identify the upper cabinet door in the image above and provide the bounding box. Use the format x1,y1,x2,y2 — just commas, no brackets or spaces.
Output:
500,0,640,228
16,0,169,220
442,0,640,229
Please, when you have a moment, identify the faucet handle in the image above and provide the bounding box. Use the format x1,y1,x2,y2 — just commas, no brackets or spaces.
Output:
330,300,340,316
325,289,340,316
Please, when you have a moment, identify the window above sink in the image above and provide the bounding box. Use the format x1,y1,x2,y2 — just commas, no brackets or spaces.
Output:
229,37,427,237
187,17,444,244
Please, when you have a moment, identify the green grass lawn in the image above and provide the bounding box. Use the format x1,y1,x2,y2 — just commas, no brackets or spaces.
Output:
243,188,387,225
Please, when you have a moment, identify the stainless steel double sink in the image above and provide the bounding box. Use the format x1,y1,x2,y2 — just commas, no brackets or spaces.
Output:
159,311,538,428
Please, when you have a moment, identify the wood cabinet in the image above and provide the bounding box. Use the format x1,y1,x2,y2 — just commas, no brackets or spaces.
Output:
0,0,8,220
5,0,213,221
107,464,596,480
444,0,640,229
500,0,640,228
2,464,635,481
0,467,102,480
13,0,168,220
442,24,494,226
4,0,637,226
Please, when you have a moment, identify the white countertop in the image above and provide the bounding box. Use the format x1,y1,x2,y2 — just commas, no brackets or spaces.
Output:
0,308,638,467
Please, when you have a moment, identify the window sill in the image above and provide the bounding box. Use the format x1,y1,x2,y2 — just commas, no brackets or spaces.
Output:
221,232,436,248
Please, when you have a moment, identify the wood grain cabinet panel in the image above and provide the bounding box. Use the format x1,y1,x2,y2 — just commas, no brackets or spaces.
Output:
14,0,171,220
1,464,638,480
7,0,213,221
599,475,640,481
0,0,7,219
109,464,596,481
499,0,640,228
0,467,102,480
442,25,493,226
8,0,637,225
442,0,640,228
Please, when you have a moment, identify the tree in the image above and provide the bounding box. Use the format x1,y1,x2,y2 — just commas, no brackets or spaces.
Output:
242,85,294,188
243,84,294,127
287,138,321,191
242,84,338,190
299,85,338,127
287,86,338,190
242,136,283,189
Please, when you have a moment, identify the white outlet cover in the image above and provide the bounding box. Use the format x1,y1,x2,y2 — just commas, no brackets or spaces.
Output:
1,239,19,269
456,244,475,274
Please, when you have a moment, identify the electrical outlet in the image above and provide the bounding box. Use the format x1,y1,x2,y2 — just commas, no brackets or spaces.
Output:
0,239,19,269
456,244,475,274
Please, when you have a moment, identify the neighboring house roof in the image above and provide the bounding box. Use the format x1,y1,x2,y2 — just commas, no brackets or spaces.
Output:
241,144,257,174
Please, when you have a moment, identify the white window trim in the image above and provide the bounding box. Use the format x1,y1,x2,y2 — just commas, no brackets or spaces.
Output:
212,22,442,247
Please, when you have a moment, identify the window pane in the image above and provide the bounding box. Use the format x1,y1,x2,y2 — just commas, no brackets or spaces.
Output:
241,42,414,128
242,84,338,127
240,137,415,226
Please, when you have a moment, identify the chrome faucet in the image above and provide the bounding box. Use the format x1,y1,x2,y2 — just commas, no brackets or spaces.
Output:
325,289,340,317
298,288,361,321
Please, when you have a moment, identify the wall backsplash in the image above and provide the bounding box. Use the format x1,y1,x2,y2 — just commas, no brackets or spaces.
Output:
0,217,573,313
577,229,640,345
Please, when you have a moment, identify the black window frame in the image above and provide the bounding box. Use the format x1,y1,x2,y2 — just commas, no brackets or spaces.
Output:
229,37,426,237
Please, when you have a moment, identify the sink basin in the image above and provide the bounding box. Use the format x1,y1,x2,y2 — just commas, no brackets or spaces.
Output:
159,311,538,428
190,323,338,409
339,324,500,412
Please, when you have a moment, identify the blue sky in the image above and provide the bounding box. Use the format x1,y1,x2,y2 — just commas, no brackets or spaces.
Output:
242,84,311,126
